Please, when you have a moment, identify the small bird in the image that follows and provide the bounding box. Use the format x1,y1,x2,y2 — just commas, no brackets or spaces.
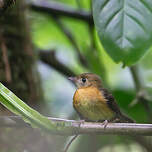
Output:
68,73,134,124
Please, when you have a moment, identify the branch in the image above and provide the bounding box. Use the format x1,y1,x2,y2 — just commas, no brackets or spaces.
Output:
52,16,88,67
0,0,4,8
64,135,78,152
1,116,152,136
130,66,142,92
0,0,16,13
0,36,12,83
129,66,152,122
30,1,93,24
39,50,75,77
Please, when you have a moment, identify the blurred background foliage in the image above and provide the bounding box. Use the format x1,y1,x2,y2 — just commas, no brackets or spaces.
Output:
0,0,152,152
31,0,152,121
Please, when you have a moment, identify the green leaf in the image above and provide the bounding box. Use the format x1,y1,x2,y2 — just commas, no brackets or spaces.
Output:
93,0,152,66
0,83,56,131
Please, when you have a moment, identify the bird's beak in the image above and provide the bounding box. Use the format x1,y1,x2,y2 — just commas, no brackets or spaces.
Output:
68,76,76,83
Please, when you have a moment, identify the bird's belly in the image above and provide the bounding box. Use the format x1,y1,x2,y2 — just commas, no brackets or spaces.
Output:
75,101,115,121
73,88,115,121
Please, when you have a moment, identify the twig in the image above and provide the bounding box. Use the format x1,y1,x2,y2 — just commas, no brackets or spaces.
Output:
0,0,16,13
129,66,152,122
30,1,93,24
0,37,12,83
1,116,152,136
64,135,78,152
52,16,88,67
39,50,75,77
0,0,4,8
129,66,142,91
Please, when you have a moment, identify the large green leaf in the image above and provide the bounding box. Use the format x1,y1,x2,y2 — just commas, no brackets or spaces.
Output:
93,0,152,66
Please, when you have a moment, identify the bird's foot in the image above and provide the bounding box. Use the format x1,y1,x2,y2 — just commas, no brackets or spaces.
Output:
77,120,85,127
102,120,108,129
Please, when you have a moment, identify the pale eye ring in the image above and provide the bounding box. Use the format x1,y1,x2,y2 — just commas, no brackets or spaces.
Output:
82,78,86,83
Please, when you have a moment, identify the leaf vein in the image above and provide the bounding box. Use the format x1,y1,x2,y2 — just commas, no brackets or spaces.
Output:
127,2,144,18
120,0,126,48
105,7,122,30
139,0,152,13
100,0,110,12
116,36,133,48
125,36,134,47
125,12,147,33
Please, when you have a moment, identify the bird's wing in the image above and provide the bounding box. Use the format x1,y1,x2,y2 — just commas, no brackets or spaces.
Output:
100,88,134,123
100,88,122,116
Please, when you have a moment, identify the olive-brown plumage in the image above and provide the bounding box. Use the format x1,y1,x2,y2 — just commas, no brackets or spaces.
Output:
69,73,134,123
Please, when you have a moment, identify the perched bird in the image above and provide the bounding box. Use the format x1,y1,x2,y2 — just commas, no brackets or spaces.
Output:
68,73,134,124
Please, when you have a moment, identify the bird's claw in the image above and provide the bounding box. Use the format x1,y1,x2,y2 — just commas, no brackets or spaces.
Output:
102,120,108,129
77,120,85,127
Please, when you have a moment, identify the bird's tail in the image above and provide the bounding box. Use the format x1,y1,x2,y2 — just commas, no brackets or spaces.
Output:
118,113,135,123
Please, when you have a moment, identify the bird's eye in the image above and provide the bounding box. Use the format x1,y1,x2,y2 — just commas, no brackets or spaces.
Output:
81,78,86,83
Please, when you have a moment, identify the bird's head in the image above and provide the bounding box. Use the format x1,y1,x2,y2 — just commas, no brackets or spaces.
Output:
68,73,102,89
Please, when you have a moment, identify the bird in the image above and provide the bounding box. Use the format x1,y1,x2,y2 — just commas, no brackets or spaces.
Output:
68,73,134,125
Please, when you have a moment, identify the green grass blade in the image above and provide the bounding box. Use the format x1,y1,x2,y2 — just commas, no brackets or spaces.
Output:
0,82,55,131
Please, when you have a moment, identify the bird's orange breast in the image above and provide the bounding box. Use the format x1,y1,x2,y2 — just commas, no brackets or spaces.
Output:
73,87,115,121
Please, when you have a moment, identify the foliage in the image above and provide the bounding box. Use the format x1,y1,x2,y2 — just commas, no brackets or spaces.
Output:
0,83,55,131
93,0,152,66
31,0,152,151
1,0,152,151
